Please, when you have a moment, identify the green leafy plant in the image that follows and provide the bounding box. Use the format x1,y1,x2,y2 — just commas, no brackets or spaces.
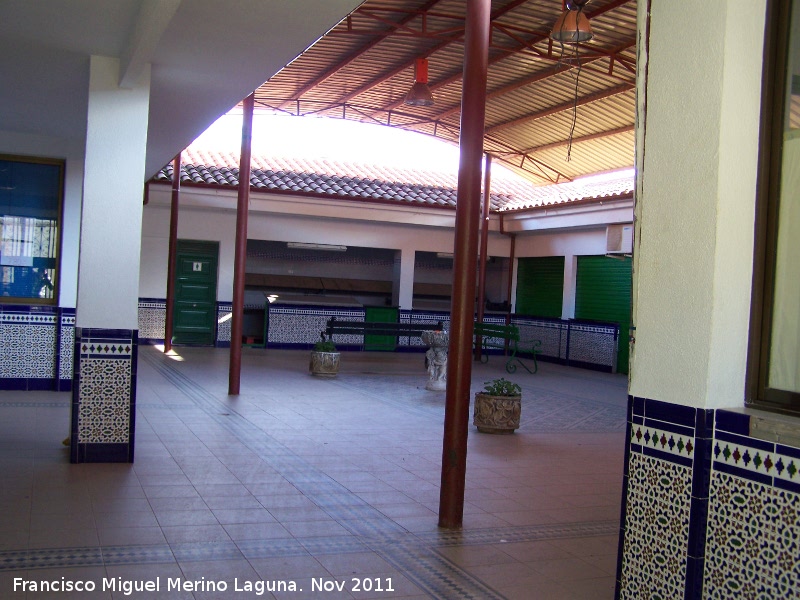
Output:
482,378,521,396
313,336,337,353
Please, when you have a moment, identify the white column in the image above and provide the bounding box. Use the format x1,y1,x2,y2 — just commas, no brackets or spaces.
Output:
630,1,765,408
561,254,577,319
71,55,150,464
77,55,150,329
396,248,415,310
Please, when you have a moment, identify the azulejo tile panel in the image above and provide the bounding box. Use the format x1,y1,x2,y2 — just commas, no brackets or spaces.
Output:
0,317,56,379
703,411,800,599
77,357,131,443
137,299,166,341
58,313,75,382
619,451,692,599
216,303,232,342
704,470,799,599
268,306,365,346
72,328,137,462
618,397,713,600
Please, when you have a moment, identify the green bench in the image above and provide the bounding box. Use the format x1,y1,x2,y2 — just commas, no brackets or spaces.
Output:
324,317,445,350
473,321,541,374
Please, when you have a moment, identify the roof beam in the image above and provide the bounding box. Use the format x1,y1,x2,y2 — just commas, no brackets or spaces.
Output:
424,41,634,122
380,0,635,113
522,124,634,154
119,0,181,89
485,83,634,134
333,0,528,105
276,0,444,109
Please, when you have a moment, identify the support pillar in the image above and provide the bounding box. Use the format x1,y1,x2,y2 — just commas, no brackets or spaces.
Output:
562,254,577,319
438,0,491,529
71,56,150,463
228,93,254,396
394,248,415,310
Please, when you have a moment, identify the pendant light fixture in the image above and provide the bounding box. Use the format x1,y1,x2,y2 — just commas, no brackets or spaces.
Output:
551,0,593,162
550,0,593,44
404,58,434,106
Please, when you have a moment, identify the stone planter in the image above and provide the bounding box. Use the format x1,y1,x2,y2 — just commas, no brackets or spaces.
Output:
309,351,340,377
473,392,521,434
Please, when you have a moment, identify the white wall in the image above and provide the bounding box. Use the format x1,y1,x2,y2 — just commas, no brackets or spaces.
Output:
141,193,621,318
630,0,766,408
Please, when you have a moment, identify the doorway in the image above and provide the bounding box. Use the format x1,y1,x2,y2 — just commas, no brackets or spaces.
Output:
172,240,219,346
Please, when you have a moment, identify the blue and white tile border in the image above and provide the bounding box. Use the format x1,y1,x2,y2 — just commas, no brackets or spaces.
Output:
70,328,138,463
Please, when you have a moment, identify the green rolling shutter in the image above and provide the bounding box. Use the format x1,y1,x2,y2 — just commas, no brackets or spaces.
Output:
575,255,632,374
515,256,564,318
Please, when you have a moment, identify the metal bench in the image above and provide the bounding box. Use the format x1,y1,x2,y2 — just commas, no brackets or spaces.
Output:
473,321,541,374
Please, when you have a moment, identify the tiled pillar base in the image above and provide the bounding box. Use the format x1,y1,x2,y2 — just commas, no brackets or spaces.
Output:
70,328,138,463
617,397,800,599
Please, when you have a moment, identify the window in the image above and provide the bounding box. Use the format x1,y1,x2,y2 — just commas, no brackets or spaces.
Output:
0,156,63,304
749,0,800,413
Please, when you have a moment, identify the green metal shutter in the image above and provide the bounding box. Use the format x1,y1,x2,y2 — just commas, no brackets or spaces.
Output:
575,255,632,374
515,256,564,318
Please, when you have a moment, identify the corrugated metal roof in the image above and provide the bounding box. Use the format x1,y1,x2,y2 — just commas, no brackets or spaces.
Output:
253,0,637,185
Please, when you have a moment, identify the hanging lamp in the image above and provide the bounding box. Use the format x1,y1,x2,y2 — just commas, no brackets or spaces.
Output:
550,0,593,44
404,58,434,106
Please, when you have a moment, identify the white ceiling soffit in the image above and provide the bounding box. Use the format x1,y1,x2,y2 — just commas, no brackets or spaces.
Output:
0,0,363,177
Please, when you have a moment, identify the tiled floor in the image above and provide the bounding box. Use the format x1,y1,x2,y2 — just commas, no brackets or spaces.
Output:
0,346,628,599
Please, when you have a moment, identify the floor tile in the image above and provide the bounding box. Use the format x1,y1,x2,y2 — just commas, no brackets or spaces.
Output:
0,347,629,600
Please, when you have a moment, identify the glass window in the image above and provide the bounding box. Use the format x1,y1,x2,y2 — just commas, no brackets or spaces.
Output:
0,156,63,303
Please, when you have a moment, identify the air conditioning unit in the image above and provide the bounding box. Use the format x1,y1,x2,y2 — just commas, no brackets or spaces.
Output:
606,224,633,254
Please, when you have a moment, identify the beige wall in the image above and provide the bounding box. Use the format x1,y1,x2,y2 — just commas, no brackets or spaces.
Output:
630,0,766,408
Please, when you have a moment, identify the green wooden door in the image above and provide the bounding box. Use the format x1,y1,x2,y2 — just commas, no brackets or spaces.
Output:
364,306,399,351
515,256,565,318
172,240,218,346
575,255,632,374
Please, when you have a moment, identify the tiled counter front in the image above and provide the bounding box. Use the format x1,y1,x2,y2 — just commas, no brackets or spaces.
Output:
0,304,75,391
137,298,232,346
137,298,166,342
267,305,366,348
265,306,452,350
617,399,800,599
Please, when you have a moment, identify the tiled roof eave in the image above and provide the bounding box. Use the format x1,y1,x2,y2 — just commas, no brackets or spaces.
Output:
497,192,634,215
147,179,460,212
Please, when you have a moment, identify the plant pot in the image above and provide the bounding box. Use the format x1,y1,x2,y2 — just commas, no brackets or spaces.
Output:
473,392,521,434
309,351,340,377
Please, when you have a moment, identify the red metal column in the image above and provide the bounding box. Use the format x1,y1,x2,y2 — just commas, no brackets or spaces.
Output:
164,153,181,353
474,154,492,361
438,0,491,530
228,93,255,396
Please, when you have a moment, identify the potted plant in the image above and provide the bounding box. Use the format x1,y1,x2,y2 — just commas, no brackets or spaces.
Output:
309,335,340,377
473,377,522,434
